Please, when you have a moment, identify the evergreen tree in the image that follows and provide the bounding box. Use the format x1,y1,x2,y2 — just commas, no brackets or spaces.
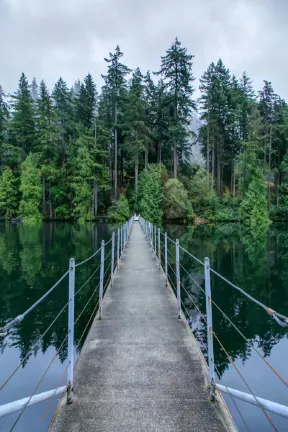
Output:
9,73,35,156
36,80,60,217
155,38,196,177
19,153,42,222
163,179,192,220
239,72,255,142
108,193,130,223
75,73,97,130
139,164,164,225
122,68,150,194
52,77,75,163
0,85,9,165
31,77,39,100
101,46,131,197
0,167,18,218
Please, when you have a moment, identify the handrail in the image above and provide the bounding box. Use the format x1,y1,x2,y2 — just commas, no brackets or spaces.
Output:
139,215,288,430
0,269,69,333
139,216,288,327
0,216,135,426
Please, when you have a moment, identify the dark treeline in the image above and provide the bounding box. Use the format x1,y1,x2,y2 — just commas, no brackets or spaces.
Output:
1,38,288,225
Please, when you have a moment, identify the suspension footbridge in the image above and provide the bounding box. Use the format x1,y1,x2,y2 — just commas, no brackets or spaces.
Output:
0,217,287,431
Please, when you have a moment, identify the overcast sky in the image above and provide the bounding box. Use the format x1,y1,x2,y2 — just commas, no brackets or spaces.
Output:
0,0,287,99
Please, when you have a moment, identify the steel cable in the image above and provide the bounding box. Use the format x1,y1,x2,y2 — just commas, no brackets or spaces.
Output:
75,247,101,268
179,280,278,431
74,264,101,297
2,270,69,332
9,334,68,431
0,301,69,391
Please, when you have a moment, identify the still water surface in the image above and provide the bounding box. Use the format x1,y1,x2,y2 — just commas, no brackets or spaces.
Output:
0,222,287,431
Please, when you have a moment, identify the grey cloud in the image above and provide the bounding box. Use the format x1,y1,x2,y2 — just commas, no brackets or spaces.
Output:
0,0,287,99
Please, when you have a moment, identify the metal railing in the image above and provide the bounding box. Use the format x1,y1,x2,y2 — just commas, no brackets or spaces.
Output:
0,216,134,429
139,216,288,431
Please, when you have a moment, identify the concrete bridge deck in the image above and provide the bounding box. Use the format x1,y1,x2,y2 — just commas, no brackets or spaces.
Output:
52,223,234,432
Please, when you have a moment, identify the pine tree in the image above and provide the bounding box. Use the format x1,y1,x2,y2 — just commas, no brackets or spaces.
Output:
31,77,39,100
155,38,196,177
75,73,97,130
19,153,42,222
139,164,164,225
0,167,19,218
122,68,150,194
101,46,131,197
9,73,35,156
0,85,9,165
52,77,75,162
36,80,60,217
239,72,255,142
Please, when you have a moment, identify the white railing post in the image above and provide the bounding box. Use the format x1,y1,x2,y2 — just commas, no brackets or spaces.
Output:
204,256,215,401
99,240,105,320
121,225,123,257
117,228,120,269
67,257,75,404
111,232,115,286
176,240,181,319
154,225,156,257
165,232,168,286
158,228,161,269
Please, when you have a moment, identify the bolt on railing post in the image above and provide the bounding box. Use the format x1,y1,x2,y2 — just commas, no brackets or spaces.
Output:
158,228,161,269
111,232,115,286
204,256,215,401
165,232,168,286
176,240,181,319
99,240,105,320
117,228,120,270
67,257,75,404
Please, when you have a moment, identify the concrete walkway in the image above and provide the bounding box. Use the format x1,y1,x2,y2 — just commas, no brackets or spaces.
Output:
52,223,234,432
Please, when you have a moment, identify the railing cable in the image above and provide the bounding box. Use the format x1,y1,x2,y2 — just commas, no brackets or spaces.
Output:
210,268,288,327
1,270,69,333
0,301,69,391
179,279,278,431
9,334,68,431
75,264,101,297
75,247,101,268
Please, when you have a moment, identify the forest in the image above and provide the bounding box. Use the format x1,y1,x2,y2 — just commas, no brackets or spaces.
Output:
1,38,288,228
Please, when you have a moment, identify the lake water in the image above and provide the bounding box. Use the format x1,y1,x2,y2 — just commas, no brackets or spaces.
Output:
0,222,287,431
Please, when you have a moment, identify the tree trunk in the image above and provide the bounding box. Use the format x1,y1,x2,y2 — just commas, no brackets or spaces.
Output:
135,147,139,195
217,149,221,196
212,140,215,190
114,101,118,198
276,146,280,206
233,162,236,198
145,147,148,169
173,143,177,178
268,124,272,211
207,106,210,189
49,189,53,219
42,175,46,216
92,179,98,217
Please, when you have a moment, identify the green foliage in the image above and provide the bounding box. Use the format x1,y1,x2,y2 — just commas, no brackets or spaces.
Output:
155,38,196,176
9,73,35,156
0,168,19,218
108,194,130,223
163,179,192,220
139,164,164,225
187,168,210,213
19,153,42,223
240,170,270,231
